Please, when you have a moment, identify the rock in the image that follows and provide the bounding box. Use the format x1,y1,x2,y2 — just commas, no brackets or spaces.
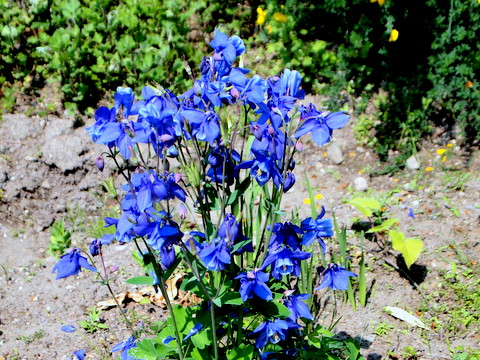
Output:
327,143,344,164
354,177,369,191
406,154,420,170
41,135,87,173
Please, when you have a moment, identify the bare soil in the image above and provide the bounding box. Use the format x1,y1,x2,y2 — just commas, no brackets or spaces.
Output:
0,102,479,359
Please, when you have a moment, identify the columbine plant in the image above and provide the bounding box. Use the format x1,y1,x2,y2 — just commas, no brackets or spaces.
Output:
52,29,359,360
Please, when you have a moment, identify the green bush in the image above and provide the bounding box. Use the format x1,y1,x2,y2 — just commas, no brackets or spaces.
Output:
0,0,252,111
251,0,479,162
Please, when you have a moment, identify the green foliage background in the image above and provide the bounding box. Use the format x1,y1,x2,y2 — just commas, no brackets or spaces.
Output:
1,0,479,156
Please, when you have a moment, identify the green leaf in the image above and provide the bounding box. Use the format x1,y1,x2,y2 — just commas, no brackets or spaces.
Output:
126,276,155,285
346,197,381,217
389,230,423,269
129,338,170,360
226,344,255,360
215,291,243,307
367,218,398,233
261,300,290,318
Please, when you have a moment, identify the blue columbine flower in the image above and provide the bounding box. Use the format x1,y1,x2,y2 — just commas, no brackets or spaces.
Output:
229,67,267,106
89,239,101,257
209,30,246,77
294,104,349,146
52,248,97,279
268,222,303,250
316,263,358,291
112,336,138,360
300,206,334,254
114,86,135,118
250,319,301,348
236,149,283,188
218,213,252,253
198,238,231,271
261,247,311,280
283,293,313,322
206,146,241,186
181,109,221,146
235,270,273,302
283,172,295,193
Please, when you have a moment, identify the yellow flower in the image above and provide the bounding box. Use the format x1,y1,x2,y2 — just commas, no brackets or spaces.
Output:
437,149,446,155
389,29,399,42
303,198,311,205
425,166,434,172
371,0,385,4
442,156,447,163
266,24,273,34
446,143,453,148
256,7,267,26
273,12,287,23
315,194,323,200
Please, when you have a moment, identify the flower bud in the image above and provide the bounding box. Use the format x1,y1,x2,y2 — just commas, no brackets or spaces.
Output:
178,203,188,220
96,156,104,172
89,239,101,257
174,173,183,183
250,124,263,140
295,141,304,152
160,134,173,142
283,172,295,193
267,125,275,136
231,87,240,99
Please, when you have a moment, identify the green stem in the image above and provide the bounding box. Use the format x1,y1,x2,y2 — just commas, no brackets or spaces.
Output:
180,245,219,360
143,240,184,360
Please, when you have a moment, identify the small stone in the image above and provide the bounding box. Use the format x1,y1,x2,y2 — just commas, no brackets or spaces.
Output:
412,200,420,207
327,143,344,164
406,155,420,170
353,177,368,191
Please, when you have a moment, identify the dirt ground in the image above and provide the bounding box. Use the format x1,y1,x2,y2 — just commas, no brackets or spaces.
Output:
0,102,479,359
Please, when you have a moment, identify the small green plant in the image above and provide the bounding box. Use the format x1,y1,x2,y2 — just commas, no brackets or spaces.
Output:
402,346,418,359
48,219,71,257
17,329,46,344
389,230,423,269
79,306,109,333
373,321,394,336
348,196,423,268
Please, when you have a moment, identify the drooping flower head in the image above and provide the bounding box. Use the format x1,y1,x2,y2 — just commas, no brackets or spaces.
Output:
261,246,311,280
52,248,97,280
210,30,246,78
250,319,301,348
300,206,334,254
235,270,273,302
283,292,313,322
206,146,241,186
268,222,303,250
236,149,283,188
316,263,357,291
114,86,135,118
181,109,221,146
294,104,349,146
198,238,231,271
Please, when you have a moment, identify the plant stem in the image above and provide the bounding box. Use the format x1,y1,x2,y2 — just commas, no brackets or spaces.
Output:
143,241,185,360
180,245,219,360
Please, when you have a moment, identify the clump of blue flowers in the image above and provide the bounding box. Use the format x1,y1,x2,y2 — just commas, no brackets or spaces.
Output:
53,28,359,360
